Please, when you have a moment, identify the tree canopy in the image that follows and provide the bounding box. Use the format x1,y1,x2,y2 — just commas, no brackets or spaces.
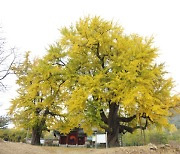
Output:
56,17,180,146
9,17,180,146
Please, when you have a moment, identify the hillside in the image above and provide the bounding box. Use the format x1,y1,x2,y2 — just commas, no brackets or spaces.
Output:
170,114,180,129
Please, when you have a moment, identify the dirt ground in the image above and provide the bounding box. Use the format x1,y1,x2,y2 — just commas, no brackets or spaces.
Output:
0,140,179,154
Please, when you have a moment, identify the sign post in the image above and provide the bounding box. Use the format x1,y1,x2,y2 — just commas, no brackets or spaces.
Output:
95,132,97,149
105,132,108,148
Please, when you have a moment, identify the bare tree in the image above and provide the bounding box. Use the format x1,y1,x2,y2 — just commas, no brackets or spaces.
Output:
0,27,16,90
0,115,10,129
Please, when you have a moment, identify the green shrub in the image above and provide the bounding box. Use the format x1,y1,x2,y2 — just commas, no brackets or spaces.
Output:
122,130,145,146
122,129,170,146
168,129,180,143
0,128,27,142
148,131,168,144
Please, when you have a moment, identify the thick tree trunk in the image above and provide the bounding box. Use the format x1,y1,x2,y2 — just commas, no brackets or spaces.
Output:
31,126,42,145
31,109,46,145
107,103,120,147
100,103,138,147
107,126,120,147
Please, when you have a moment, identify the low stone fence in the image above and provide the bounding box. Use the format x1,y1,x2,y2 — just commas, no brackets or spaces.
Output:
25,138,59,146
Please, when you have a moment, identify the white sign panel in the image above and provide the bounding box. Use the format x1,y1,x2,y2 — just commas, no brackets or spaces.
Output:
40,139,45,144
96,134,106,143
92,136,96,142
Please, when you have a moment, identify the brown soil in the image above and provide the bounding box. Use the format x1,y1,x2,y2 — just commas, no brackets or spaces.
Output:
0,141,179,154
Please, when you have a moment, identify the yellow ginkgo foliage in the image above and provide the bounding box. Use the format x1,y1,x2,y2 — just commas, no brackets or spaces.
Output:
9,50,67,145
57,17,180,147
9,16,180,147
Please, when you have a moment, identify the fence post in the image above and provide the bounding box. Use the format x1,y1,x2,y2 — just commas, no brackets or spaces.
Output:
106,132,108,148
95,132,97,148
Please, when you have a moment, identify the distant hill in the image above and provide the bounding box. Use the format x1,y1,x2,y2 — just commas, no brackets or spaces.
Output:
169,114,180,129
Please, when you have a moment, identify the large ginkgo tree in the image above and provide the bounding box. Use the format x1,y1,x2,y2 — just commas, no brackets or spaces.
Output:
55,17,179,147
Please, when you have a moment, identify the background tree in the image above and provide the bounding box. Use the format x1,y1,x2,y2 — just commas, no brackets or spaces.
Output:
9,50,66,145
0,116,9,129
54,17,180,147
0,27,15,90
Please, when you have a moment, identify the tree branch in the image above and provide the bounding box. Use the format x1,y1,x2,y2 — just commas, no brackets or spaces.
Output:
0,48,16,81
134,118,148,131
141,113,154,123
95,42,105,69
100,123,112,133
44,107,65,118
100,109,108,124
118,115,136,122
119,125,134,133
119,118,148,134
